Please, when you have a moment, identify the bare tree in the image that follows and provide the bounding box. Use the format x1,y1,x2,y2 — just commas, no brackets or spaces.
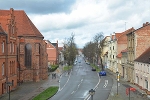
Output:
93,32,104,70
63,33,78,66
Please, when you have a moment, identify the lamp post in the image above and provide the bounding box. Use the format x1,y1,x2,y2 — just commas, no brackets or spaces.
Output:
89,89,95,100
116,71,119,95
7,82,12,100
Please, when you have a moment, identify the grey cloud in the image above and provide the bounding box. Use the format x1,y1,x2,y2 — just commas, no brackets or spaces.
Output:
66,21,87,29
0,0,76,14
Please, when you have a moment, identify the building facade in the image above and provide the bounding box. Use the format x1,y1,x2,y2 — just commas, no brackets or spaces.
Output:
126,22,150,83
0,8,18,95
0,8,48,96
102,36,111,69
45,40,59,65
134,47,150,94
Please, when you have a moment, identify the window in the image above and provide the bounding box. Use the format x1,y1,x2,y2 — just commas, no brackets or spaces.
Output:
113,46,114,50
145,80,148,89
12,80,14,86
12,26,15,34
25,44,32,67
2,41,4,53
2,63,4,76
10,42,12,53
12,43,14,53
136,76,139,84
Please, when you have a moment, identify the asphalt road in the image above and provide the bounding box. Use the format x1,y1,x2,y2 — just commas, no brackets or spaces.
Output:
50,56,113,100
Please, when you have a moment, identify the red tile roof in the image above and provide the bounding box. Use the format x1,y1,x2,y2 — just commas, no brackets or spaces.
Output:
134,47,150,64
117,27,135,38
121,48,127,53
0,9,43,38
58,47,63,51
117,52,122,58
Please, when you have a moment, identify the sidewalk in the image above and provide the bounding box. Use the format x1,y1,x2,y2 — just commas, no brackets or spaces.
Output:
106,69,150,100
0,65,63,100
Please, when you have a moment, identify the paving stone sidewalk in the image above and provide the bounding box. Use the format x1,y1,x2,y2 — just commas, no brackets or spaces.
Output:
106,69,150,100
0,66,63,100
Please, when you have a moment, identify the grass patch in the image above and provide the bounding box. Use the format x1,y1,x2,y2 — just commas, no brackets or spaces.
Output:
32,86,59,100
48,65,59,72
91,64,100,72
63,66,72,71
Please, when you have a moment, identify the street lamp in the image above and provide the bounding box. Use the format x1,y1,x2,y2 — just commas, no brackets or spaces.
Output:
89,89,95,100
116,71,119,95
7,82,12,100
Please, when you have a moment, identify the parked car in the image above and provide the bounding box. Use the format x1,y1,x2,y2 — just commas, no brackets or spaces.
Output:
86,62,90,65
92,68,96,71
99,71,106,76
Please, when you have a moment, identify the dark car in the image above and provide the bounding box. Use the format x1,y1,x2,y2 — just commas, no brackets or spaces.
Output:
99,71,106,76
92,68,96,71
86,62,90,65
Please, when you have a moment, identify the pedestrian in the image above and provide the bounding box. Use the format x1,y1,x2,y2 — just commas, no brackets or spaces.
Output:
54,73,56,79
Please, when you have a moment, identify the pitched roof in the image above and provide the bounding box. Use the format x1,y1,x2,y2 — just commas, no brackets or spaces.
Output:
0,9,43,38
134,47,150,64
52,43,57,47
117,52,122,58
118,27,135,38
58,47,63,51
121,48,127,53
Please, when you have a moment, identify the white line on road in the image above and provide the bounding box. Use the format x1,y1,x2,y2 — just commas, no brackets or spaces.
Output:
59,70,72,91
84,73,101,100
103,80,108,88
71,91,75,94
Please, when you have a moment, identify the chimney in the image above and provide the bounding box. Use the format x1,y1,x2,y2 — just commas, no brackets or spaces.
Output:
146,22,149,25
143,23,146,27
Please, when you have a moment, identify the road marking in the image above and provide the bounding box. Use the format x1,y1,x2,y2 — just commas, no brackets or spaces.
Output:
84,73,101,100
59,70,72,91
103,80,108,88
71,91,75,94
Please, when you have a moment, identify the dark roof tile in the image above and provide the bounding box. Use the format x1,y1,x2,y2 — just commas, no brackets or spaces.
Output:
134,47,150,64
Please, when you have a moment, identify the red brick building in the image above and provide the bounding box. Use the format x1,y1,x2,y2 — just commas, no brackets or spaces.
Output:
0,8,48,95
0,8,18,95
45,40,59,65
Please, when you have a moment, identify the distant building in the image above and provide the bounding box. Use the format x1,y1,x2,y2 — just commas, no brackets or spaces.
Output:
45,40,59,65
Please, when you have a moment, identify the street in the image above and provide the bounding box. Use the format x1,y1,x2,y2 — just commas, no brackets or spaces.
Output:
50,56,113,100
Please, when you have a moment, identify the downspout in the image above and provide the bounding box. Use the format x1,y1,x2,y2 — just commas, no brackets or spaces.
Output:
5,34,9,93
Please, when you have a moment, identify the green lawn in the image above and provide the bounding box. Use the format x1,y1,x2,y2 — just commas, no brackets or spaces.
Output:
91,64,100,72
32,86,59,100
63,66,72,71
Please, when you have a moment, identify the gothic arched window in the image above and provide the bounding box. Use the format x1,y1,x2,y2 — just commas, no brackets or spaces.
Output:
25,44,32,68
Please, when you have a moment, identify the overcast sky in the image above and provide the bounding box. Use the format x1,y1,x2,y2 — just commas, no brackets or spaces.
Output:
1,0,150,48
